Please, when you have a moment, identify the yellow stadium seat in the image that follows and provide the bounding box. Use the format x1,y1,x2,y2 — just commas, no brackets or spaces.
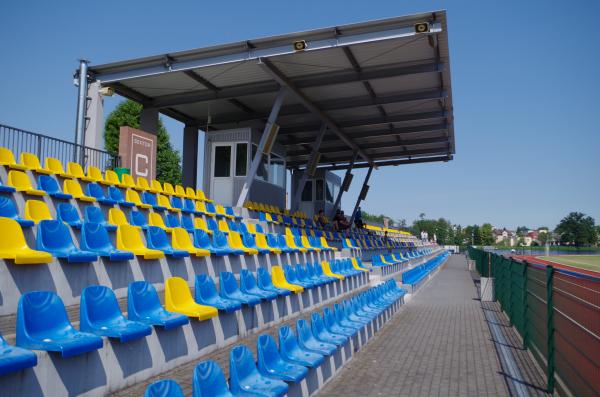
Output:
0,218,53,264
171,227,209,256
116,224,164,259
301,235,320,252
125,189,152,209
108,208,131,228
24,200,52,224
162,182,175,196
196,189,213,203
185,187,197,199
136,177,151,191
63,179,95,202
320,237,337,251
284,229,306,253
271,266,303,293
216,204,233,220
66,162,94,181
245,223,258,234
104,170,125,187
149,212,172,232
164,277,218,320
87,166,110,185
218,219,230,234
45,157,71,177
20,153,52,174
351,257,369,272
194,217,211,234
150,179,163,194
227,231,257,255
121,173,136,189
174,185,186,198
0,148,27,170
255,233,281,254
158,194,180,212
7,170,46,196
321,261,344,280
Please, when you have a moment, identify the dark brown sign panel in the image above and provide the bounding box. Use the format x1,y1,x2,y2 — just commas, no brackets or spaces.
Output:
118,126,157,181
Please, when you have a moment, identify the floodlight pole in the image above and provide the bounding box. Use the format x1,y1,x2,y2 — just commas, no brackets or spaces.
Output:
74,59,89,164
349,165,373,225
235,86,286,207
291,124,327,211
330,151,358,218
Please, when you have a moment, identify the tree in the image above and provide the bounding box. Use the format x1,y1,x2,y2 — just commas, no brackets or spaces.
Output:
104,100,182,185
472,225,482,245
538,231,549,245
480,223,495,245
516,226,529,237
555,212,597,247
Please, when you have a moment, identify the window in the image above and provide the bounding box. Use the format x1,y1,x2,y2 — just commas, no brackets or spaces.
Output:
252,144,268,182
269,154,286,188
214,146,231,177
316,179,324,201
326,180,334,203
235,143,247,176
301,180,313,202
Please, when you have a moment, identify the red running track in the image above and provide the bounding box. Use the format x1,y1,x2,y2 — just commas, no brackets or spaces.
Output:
512,255,599,278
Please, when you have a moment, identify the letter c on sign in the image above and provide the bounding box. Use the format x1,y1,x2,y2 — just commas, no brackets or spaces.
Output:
135,154,149,177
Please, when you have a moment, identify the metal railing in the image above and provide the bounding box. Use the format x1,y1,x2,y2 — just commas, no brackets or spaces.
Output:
0,123,119,171
469,247,600,397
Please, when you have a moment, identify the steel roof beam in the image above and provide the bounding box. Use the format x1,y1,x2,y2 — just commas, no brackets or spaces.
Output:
316,155,452,171
258,58,373,165
183,70,255,115
287,146,449,166
140,61,443,109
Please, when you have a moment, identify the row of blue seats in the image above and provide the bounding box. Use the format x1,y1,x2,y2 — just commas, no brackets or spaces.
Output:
144,280,406,397
402,252,449,286
371,249,432,267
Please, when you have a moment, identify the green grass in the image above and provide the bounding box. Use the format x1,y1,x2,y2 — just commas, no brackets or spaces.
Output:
537,255,600,272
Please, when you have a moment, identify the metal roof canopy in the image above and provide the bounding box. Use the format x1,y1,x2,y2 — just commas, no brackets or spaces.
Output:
88,10,455,171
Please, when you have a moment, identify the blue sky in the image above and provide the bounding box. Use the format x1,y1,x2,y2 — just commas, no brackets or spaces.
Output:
1,0,598,230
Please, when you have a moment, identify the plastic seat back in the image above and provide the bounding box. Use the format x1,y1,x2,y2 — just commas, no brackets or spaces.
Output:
220,272,240,295
229,345,260,392
81,285,123,325
194,217,210,232
193,360,233,397
185,187,196,199
86,183,107,199
37,220,75,251
171,196,184,211
257,267,274,290
144,379,185,397
206,218,218,233
20,152,43,170
130,211,148,228
158,194,173,210
17,291,73,340
150,179,163,193
147,226,172,250
25,200,52,224
165,213,181,228
194,274,218,301
38,175,64,195
104,170,121,185
8,170,35,190
181,215,194,231
108,208,128,226
0,196,19,219
175,185,186,197
63,179,87,197
0,147,19,166
67,162,86,178
44,157,65,175
84,206,107,224
149,212,169,230
81,222,113,251
142,192,159,207
137,177,150,190
163,183,175,195
108,186,125,201
0,218,33,252
193,229,212,249
121,173,136,188
87,166,104,182
57,203,81,225
117,224,146,250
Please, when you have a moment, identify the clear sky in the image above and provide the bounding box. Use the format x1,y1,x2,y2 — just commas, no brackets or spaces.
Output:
1,0,598,230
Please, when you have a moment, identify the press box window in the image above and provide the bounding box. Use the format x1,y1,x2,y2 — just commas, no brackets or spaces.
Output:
235,143,247,176
214,146,231,177
301,180,313,201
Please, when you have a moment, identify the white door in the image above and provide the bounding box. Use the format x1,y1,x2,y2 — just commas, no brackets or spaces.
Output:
211,144,234,205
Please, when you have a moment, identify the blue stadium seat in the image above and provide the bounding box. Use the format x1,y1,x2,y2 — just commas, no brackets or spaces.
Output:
257,267,291,297
219,271,260,306
16,291,103,357
128,281,188,329
84,206,116,232
295,264,324,287
229,345,288,397
277,234,298,253
56,202,82,229
194,274,241,313
284,265,314,289
0,196,34,227
37,175,72,200
278,325,324,367
142,192,166,211
206,218,219,234
227,220,239,232
181,215,194,232
0,332,37,376
170,196,193,214
335,303,367,331
146,226,189,257
205,202,220,218
225,206,242,221
86,182,117,206
257,334,308,382
80,285,151,342
192,360,235,397
130,210,149,230
240,269,278,300
145,379,184,397
80,222,134,261
108,186,135,207
241,232,269,254
310,312,347,347
323,307,357,337
0,180,16,194
36,220,98,262
211,231,243,256
182,198,197,215
296,318,337,356
165,213,181,229
192,229,218,253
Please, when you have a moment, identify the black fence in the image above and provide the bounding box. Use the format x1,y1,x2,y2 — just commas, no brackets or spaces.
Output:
0,123,119,171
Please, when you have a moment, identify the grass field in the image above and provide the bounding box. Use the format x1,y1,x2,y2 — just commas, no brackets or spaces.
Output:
537,255,600,273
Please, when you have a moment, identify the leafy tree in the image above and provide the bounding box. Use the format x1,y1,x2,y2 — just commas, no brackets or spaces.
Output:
538,231,549,245
480,223,495,245
472,225,482,245
104,100,182,185
517,236,526,246
555,212,597,247
516,226,529,237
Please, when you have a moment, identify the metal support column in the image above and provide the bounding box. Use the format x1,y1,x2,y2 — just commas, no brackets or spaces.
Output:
291,124,327,211
182,124,199,187
235,87,286,207
349,165,373,225
74,59,89,164
330,151,358,217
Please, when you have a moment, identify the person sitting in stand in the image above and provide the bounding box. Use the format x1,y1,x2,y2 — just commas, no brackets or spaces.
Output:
334,210,350,231
317,210,329,229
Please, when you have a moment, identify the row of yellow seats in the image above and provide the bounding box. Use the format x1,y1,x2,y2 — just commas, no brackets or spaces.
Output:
244,201,308,220
0,148,213,202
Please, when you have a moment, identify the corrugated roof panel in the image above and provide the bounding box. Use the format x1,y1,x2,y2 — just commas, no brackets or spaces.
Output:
350,36,435,68
270,47,352,78
123,72,202,97
198,61,270,88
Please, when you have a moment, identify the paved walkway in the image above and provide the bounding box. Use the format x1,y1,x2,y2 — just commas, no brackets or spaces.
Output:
318,255,521,397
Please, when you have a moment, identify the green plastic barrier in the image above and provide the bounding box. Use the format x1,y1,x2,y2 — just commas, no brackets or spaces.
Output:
114,167,130,182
